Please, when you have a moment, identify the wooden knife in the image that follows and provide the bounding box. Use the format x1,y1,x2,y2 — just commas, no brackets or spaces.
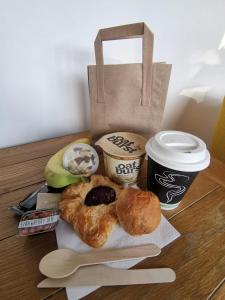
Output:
38,265,176,288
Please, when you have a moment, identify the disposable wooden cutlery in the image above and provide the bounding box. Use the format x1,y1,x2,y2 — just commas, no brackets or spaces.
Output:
38,264,176,288
39,244,161,279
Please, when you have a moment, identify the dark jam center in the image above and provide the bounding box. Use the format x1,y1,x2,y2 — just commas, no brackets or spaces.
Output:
84,186,116,206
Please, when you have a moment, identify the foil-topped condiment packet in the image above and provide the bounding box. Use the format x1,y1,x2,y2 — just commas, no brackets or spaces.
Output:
18,209,59,236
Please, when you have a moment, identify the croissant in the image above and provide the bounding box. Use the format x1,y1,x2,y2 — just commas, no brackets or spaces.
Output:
116,188,161,235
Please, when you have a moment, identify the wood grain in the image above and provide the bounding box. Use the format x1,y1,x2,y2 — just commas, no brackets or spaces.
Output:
0,183,44,240
204,157,225,188
0,144,101,196
0,132,225,300
0,156,50,195
163,171,218,220
43,289,66,300
210,281,225,299
0,132,90,168
82,186,225,300
0,232,60,300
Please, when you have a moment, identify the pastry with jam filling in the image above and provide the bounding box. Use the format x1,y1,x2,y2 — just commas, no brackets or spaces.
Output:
59,175,122,248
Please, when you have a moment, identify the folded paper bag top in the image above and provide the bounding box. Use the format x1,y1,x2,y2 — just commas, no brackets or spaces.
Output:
95,132,147,185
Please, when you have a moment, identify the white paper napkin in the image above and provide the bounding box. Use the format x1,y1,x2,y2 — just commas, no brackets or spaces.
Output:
55,215,180,300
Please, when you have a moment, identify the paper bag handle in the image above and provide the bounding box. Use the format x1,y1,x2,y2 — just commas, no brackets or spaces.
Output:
94,23,154,106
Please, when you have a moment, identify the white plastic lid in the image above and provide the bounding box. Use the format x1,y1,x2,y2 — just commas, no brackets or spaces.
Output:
145,131,210,172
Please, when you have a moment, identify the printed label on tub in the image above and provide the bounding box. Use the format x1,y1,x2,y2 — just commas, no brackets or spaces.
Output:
18,215,59,228
104,154,142,184
96,132,147,158
106,135,138,154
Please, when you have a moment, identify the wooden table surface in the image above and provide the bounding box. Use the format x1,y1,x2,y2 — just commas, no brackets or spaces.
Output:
0,132,224,300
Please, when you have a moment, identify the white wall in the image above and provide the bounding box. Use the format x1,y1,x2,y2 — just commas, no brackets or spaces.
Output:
1,0,225,148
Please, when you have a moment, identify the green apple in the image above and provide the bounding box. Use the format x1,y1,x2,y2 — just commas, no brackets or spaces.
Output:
44,138,91,188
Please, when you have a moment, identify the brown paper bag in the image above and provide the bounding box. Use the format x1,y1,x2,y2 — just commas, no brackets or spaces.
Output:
88,23,171,140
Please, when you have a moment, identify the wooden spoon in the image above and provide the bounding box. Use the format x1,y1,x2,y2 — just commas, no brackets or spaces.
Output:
39,244,161,279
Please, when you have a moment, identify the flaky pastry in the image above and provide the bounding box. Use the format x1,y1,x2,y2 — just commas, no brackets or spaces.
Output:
116,188,161,235
59,175,123,248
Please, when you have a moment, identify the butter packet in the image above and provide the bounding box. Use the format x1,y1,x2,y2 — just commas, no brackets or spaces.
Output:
36,193,60,210
18,209,59,236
